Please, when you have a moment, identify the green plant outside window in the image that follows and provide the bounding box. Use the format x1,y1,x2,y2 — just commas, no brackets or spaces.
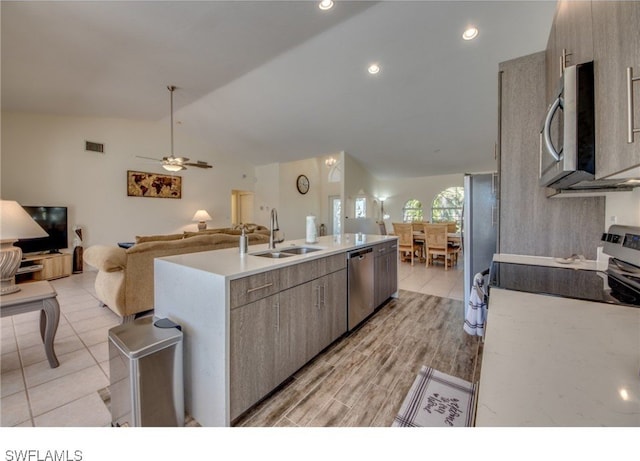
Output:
402,199,423,222
431,187,464,231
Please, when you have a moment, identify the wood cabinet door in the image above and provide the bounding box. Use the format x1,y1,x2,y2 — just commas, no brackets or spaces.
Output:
315,269,347,353
276,282,314,383
555,0,594,69
229,294,278,420
592,1,640,178
386,250,398,298
374,245,398,307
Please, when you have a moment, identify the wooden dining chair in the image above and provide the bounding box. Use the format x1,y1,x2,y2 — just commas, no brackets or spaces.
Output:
411,222,426,232
392,222,421,266
423,223,460,270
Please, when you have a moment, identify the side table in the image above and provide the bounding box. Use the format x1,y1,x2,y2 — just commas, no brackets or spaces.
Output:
0,281,60,368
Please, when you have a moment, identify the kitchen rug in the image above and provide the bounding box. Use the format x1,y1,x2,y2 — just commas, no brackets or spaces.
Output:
392,366,476,427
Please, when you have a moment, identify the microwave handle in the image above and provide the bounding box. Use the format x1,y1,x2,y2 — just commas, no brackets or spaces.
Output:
542,96,563,161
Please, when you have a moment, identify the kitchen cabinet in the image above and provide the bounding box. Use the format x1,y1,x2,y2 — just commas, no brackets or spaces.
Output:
230,294,279,419
276,281,314,383
545,1,593,101
498,52,604,259
373,241,398,308
278,264,347,381
592,1,640,179
229,269,280,309
312,269,347,357
154,234,396,426
230,252,348,420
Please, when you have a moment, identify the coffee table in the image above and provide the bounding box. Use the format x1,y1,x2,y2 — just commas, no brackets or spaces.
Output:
0,281,60,368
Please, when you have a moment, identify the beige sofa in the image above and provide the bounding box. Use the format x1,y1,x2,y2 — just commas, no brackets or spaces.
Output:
84,227,269,321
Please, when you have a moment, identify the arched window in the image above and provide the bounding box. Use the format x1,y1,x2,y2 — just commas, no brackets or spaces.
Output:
431,187,464,230
402,199,423,222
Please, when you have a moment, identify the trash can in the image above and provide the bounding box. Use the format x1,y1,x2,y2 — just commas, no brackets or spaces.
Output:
108,317,184,427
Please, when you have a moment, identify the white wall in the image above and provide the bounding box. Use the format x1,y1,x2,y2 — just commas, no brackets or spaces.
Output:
253,163,280,227
1,112,257,247
254,154,343,240
604,189,640,228
373,173,465,230
277,157,323,240
343,153,376,219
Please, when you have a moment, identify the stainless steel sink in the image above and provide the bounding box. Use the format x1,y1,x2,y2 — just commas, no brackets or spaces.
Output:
250,251,295,259
280,246,322,255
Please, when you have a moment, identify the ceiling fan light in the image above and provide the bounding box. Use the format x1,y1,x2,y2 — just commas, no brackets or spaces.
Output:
162,163,184,172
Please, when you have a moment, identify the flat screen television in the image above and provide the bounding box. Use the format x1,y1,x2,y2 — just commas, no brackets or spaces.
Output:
15,206,68,255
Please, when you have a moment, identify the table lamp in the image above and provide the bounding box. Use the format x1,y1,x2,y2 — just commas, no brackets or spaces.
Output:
192,209,212,231
0,200,49,295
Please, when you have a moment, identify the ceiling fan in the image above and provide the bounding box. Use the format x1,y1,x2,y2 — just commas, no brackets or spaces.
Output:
137,85,212,172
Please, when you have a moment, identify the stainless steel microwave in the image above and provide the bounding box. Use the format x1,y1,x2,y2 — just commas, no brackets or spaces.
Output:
539,61,595,189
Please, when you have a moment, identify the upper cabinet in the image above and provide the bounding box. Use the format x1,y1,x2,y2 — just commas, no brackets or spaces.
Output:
546,0,594,101
544,0,640,181
592,1,640,179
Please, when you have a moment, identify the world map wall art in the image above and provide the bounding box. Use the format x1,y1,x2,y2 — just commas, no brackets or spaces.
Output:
127,170,182,199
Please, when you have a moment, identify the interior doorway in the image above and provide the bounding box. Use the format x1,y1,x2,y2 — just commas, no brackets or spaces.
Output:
231,190,255,225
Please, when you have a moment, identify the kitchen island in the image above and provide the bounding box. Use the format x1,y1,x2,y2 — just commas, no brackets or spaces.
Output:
154,233,398,427
476,271,640,426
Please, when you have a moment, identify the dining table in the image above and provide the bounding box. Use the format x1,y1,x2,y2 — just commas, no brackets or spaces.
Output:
412,231,461,246
412,231,461,262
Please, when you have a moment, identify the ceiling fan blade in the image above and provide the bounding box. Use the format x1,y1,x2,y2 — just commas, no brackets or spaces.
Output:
136,155,164,162
183,161,213,169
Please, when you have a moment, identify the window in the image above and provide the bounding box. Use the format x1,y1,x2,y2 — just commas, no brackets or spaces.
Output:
431,187,464,230
355,197,366,218
330,196,341,235
402,199,423,222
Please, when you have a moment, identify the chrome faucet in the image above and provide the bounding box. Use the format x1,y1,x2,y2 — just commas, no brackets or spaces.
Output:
269,208,284,249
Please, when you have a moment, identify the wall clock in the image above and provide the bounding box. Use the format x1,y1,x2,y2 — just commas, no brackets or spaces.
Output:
296,174,310,194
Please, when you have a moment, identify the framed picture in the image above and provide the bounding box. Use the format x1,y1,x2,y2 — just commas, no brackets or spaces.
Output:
127,170,182,199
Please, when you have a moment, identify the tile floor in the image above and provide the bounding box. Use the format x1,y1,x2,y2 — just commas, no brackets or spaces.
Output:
1,258,464,427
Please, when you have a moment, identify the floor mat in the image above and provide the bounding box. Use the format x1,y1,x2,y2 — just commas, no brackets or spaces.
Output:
392,365,476,427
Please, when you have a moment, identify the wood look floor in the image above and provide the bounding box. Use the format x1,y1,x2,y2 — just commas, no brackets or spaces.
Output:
234,289,483,427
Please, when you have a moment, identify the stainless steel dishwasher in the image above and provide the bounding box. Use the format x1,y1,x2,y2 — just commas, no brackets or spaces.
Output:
347,246,375,331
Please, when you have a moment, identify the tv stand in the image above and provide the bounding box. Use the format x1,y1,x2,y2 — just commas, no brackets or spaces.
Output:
16,253,72,283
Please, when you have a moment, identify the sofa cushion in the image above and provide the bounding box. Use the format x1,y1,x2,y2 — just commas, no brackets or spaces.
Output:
135,233,185,244
183,228,241,238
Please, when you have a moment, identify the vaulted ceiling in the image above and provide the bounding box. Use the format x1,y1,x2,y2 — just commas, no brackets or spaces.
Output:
1,1,556,179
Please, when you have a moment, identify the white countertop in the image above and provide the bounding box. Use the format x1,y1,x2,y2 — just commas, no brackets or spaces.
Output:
493,253,600,270
476,254,640,426
157,233,396,279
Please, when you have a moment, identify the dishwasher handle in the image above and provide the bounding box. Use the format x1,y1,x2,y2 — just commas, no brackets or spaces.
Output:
348,247,373,259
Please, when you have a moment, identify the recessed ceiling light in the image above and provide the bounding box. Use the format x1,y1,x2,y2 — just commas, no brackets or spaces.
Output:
368,64,380,75
462,26,479,41
319,0,334,11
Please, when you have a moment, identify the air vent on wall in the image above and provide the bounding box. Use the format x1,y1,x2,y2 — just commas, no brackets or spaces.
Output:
85,141,104,153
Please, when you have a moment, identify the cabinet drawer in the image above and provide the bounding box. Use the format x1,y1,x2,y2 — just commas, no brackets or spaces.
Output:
318,252,347,274
230,270,280,309
374,240,398,256
280,253,347,290
280,259,320,290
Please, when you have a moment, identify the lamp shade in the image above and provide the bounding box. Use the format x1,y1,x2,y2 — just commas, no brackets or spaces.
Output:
192,210,212,222
0,200,49,243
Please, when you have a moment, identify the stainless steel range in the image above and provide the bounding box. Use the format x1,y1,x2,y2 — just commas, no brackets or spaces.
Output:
489,225,640,307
